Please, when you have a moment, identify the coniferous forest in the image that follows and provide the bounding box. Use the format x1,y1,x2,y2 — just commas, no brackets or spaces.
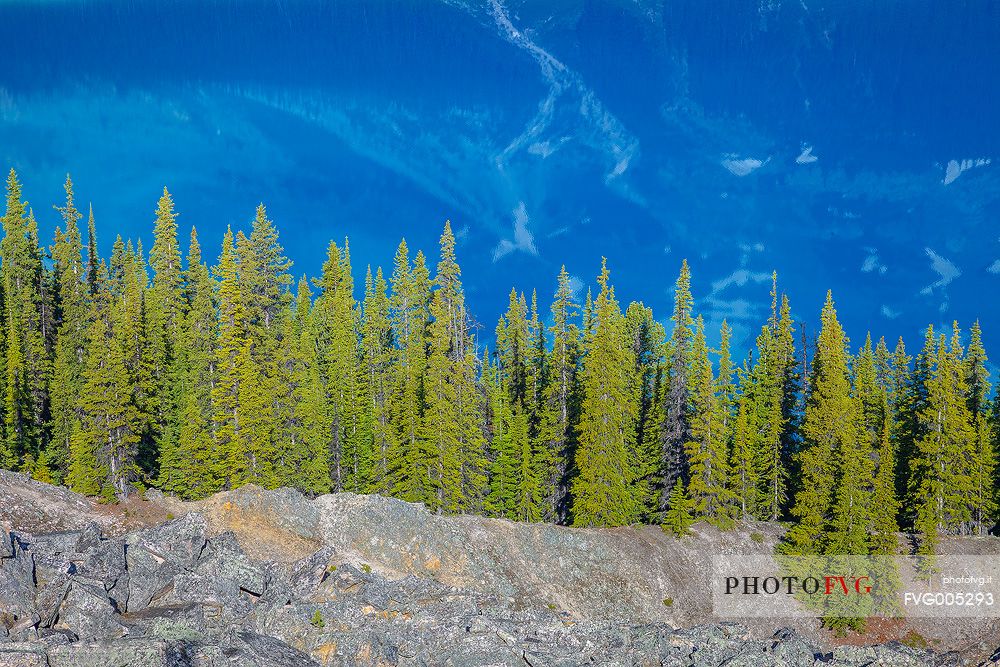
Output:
1,169,997,563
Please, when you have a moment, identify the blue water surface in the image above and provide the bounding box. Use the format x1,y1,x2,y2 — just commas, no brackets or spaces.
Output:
2,0,998,359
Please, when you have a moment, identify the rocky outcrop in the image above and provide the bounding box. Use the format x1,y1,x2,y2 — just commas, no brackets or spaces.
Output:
0,471,987,665
0,516,942,666
182,484,789,628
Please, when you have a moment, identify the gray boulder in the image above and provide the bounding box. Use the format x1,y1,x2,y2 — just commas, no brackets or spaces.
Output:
160,570,255,625
120,602,207,641
194,532,268,597
0,643,48,667
0,530,12,559
46,639,187,667
222,631,320,667
287,545,337,599
124,514,208,613
53,580,126,641
0,539,35,620
33,576,70,628
127,513,207,568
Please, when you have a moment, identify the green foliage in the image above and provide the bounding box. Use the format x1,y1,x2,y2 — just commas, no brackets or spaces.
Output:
662,478,693,537
900,631,929,650
385,240,430,503
313,239,359,491
785,292,860,555
2,169,998,568
909,325,983,547
571,259,640,527
310,610,325,628
684,316,736,527
420,222,487,514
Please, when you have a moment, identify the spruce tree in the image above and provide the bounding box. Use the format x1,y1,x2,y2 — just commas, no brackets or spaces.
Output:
313,240,360,491
160,229,219,498
48,175,89,479
964,321,995,534
420,222,487,513
147,188,185,485
1,170,49,470
658,260,694,511
359,266,393,492
212,227,247,489
536,266,580,523
663,478,693,537
684,316,734,526
910,326,978,542
386,241,430,503
571,259,639,527
784,292,862,555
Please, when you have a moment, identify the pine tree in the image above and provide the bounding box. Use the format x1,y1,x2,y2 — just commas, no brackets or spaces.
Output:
488,288,544,521
222,205,292,488
68,257,143,499
624,301,665,520
85,206,99,295
526,289,545,421
118,240,158,479
716,320,736,425
65,262,111,496
495,289,529,406
772,289,799,517
571,259,640,527
234,337,277,488
890,337,916,518
729,392,758,519
8,172,1000,547
237,204,292,338
855,334,887,450
854,333,900,554
739,276,796,522
871,421,900,555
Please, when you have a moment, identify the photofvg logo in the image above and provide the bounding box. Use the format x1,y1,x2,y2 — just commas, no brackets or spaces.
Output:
712,555,1000,619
